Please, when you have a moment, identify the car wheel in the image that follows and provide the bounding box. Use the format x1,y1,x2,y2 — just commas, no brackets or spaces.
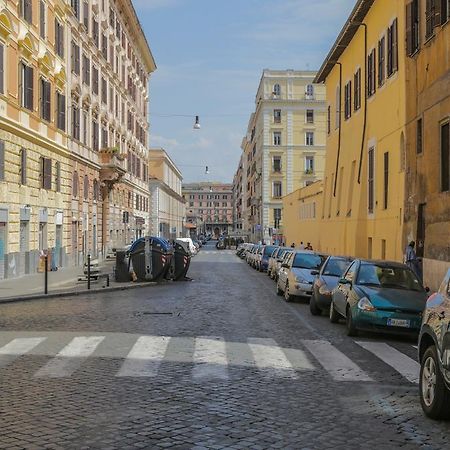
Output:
309,292,321,316
346,306,358,337
276,281,283,296
329,300,340,323
420,345,450,420
284,282,294,302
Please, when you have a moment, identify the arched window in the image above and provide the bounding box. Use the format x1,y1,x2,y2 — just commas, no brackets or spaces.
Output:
84,175,89,200
93,179,99,201
72,171,79,197
273,84,281,96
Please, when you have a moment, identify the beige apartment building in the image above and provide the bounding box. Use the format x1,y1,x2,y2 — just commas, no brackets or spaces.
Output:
0,0,155,279
183,182,233,238
148,148,185,240
235,70,327,244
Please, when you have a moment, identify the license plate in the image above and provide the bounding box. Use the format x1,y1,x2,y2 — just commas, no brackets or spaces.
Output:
387,318,411,328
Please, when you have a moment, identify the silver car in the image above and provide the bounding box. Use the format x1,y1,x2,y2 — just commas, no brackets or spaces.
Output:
268,247,290,280
277,251,327,302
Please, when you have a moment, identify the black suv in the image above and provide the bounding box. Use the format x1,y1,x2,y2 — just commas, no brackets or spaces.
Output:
418,268,450,419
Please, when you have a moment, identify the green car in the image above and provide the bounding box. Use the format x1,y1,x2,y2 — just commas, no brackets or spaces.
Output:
329,259,429,337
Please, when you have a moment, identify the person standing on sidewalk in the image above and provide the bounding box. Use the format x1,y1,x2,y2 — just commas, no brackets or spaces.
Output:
404,241,422,282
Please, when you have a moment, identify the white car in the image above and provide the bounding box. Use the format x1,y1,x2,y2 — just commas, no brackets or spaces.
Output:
176,238,197,256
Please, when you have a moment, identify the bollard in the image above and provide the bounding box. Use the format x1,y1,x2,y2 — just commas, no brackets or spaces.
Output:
87,254,91,290
44,255,48,295
106,274,110,287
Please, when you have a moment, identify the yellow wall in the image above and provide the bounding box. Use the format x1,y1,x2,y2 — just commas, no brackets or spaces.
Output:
319,0,406,261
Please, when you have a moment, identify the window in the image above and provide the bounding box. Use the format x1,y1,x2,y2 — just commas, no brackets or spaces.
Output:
56,92,66,131
0,43,4,95
55,20,64,58
71,41,80,75
20,0,32,24
40,78,51,122
378,36,386,86
305,156,314,174
306,132,314,146
344,81,352,120
82,110,88,145
274,208,282,228
0,140,4,181
406,0,420,56
327,105,331,134
39,1,46,39
55,161,61,192
368,147,375,214
383,152,389,209
71,0,80,19
84,175,89,200
101,33,108,60
441,0,449,25
73,172,79,197
367,49,376,97
417,118,423,154
92,19,99,48
305,84,314,99
273,181,282,198
273,84,281,96
335,85,340,129
101,77,107,104
20,148,27,185
441,122,449,192
83,1,89,29
274,109,281,123
41,157,52,190
354,68,361,111
92,66,99,95
387,19,398,76
20,62,34,111
71,104,80,141
92,121,99,151
93,180,99,201
425,0,436,39
273,132,281,146
306,109,314,124
82,54,90,85
273,156,281,172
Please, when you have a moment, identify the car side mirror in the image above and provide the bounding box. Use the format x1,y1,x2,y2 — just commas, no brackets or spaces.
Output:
339,278,351,285
281,263,289,269
311,270,319,276
425,286,430,293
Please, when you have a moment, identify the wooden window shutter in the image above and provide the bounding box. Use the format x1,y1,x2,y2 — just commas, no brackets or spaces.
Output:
406,3,413,56
392,19,398,71
26,65,34,110
435,0,442,27
0,140,5,181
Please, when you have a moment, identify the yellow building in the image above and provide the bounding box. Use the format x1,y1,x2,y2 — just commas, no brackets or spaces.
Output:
235,69,327,244
314,0,406,261
148,148,185,240
283,181,323,249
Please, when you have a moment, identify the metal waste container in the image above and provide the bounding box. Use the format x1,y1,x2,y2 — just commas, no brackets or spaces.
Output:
172,240,192,281
128,237,173,282
115,250,130,282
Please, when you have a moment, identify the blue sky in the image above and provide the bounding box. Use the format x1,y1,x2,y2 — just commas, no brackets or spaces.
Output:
134,0,356,183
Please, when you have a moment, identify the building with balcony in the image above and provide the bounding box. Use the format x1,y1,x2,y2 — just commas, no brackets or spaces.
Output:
0,0,155,279
148,148,185,240
235,69,327,243
182,182,233,238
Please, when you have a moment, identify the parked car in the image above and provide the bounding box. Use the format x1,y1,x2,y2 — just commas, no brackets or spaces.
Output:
310,256,354,315
269,248,291,281
277,251,327,302
329,259,429,337
268,247,287,279
176,238,197,256
254,246,264,270
418,268,450,420
246,244,258,266
259,245,278,272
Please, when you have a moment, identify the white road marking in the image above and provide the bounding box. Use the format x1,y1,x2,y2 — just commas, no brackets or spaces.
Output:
192,336,229,380
356,341,420,384
247,338,301,379
0,338,46,368
35,336,105,378
117,336,171,377
303,339,374,382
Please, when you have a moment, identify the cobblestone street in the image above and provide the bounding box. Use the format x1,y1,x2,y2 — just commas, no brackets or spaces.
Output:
0,243,449,449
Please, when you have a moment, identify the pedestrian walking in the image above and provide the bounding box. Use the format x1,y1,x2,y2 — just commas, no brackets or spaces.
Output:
404,241,422,281
299,242,305,250
306,242,313,250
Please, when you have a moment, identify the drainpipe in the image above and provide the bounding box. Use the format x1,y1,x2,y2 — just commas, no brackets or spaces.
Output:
333,62,342,197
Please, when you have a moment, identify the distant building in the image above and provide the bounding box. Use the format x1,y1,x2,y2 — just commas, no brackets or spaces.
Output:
148,149,185,240
234,69,327,244
182,183,233,237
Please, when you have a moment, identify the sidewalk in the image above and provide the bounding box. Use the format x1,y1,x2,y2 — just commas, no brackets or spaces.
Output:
0,260,154,302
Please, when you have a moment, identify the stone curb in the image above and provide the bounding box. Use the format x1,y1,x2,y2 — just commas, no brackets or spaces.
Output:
0,281,159,305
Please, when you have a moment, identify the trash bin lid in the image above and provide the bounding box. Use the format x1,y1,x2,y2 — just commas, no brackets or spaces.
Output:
129,236,173,254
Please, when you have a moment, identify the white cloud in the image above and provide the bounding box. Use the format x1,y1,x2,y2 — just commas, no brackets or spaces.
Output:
150,134,180,148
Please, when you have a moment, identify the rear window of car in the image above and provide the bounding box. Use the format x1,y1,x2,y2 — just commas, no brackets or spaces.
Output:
264,246,277,256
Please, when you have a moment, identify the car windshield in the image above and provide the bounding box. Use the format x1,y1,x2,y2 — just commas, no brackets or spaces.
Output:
292,253,325,270
264,246,277,256
356,264,424,292
323,258,352,277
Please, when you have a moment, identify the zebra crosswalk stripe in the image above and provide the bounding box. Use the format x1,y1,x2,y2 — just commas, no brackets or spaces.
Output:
356,341,420,384
302,339,373,382
35,336,105,378
192,336,229,380
0,337,47,369
117,336,171,377
248,338,304,379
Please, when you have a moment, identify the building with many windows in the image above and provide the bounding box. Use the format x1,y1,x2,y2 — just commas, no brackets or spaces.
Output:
148,148,185,240
0,0,155,279
183,182,233,238
234,69,327,244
